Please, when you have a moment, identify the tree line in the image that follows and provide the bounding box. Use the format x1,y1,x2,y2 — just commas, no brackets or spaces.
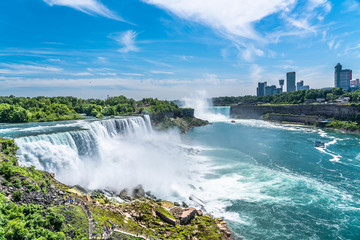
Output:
213,88,360,106
0,95,179,123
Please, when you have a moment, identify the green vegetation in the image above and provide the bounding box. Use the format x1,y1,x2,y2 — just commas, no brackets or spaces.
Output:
213,88,360,105
155,116,208,133
0,138,228,240
0,194,66,240
0,95,180,123
324,120,360,132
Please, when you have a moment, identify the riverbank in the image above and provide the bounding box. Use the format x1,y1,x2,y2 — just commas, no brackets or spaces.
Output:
230,103,360,133
0,135,231,239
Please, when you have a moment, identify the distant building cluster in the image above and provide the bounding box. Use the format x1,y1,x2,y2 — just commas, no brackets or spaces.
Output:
333,63,360,91
256,72,310,97
256,63,359,97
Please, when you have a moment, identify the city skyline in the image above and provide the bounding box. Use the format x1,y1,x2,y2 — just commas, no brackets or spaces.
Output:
1,0,360,99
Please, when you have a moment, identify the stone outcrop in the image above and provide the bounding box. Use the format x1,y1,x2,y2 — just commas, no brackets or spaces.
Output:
216,218,232,240
132,185,145,199
267,113,324,124
150,109,195,124
230,104,360,121
119,188,133,201
155,209,176,226
180,207,198,225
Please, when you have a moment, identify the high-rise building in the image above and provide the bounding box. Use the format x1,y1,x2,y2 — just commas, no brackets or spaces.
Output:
257,82,267,96
334,63,352,90
297,80,310,91
279,79,284,92
265,85,282,96
297,80,304,91
286,72,296,92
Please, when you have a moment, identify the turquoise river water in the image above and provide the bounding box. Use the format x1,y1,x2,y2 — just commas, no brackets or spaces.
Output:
0,107,359,240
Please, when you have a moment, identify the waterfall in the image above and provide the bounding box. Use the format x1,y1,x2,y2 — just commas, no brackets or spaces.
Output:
14,115,189,195
182,91,229,122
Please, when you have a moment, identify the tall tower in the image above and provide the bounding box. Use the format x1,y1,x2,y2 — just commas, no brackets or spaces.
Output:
334,63,351,90
286,72,296,92
279,79,284,92
257,82,267,96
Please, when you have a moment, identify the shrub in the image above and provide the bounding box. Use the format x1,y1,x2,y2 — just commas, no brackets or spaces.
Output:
12,190,22,202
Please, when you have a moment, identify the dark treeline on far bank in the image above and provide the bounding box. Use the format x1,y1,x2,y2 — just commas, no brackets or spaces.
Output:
0,95,179,123
213,88,360,106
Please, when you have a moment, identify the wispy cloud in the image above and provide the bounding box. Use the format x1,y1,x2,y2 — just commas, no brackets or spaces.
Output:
342,0,360,12
43,0,124,21
0,63,63,75
143,0,295,40
143,0,332,61
150,70,174,75
121,73,144,77
111,30,140,53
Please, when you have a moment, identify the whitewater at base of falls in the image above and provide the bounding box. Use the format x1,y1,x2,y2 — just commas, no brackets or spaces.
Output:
14,115,196,198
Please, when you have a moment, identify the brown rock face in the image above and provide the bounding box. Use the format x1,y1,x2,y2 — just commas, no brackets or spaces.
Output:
180,208,197,225
155,210,176,226
169,206,184,219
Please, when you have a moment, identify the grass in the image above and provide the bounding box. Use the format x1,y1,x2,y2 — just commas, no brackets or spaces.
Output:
50,205,88,240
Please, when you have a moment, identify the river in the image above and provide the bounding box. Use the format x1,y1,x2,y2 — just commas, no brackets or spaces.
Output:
0,107,359,239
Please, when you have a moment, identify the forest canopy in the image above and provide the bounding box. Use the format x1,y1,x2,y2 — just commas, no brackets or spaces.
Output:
212,88,360,106
0,95,179,123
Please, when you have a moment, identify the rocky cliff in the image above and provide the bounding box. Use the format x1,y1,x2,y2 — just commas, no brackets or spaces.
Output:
0,138,231,240
230,104,360,121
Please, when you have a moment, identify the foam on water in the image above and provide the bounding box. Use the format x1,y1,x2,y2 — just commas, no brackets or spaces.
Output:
315,129,342,162
15,116,194,196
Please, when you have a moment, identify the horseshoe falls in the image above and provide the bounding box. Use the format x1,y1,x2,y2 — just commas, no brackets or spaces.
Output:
1,109,360,239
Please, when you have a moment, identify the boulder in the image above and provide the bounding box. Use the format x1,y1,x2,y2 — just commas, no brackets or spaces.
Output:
119,188,132,201
169,206,184,219
180,208,197,225
132,185,145,199
182,202,189,208
156,209,176,226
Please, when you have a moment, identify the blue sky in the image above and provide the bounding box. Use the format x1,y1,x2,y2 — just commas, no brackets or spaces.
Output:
0,0,360,99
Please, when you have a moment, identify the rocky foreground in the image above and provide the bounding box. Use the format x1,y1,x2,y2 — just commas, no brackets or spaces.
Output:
0,138,232,239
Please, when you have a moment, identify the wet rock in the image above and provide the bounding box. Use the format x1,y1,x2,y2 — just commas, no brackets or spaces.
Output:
182,202,189,208
180,208,197,225
174,202,180,207
132,185,145,199
196,210,203,216
119,188,132,201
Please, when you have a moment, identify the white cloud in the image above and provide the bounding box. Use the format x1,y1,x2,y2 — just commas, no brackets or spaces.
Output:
342,0,360,12
69,72,93,76
43,0,123,21
112,30,140,53
0,63,63,75
121,73,145,77
150,70,175,75
144,0,332,61
143,0,296,40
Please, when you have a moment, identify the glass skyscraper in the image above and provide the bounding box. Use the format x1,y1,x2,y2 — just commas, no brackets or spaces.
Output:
286,72,296,92
334,63,352,90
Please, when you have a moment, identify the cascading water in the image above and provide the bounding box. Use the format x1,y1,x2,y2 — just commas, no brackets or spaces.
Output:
182,91,229,122
14,115,191,196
